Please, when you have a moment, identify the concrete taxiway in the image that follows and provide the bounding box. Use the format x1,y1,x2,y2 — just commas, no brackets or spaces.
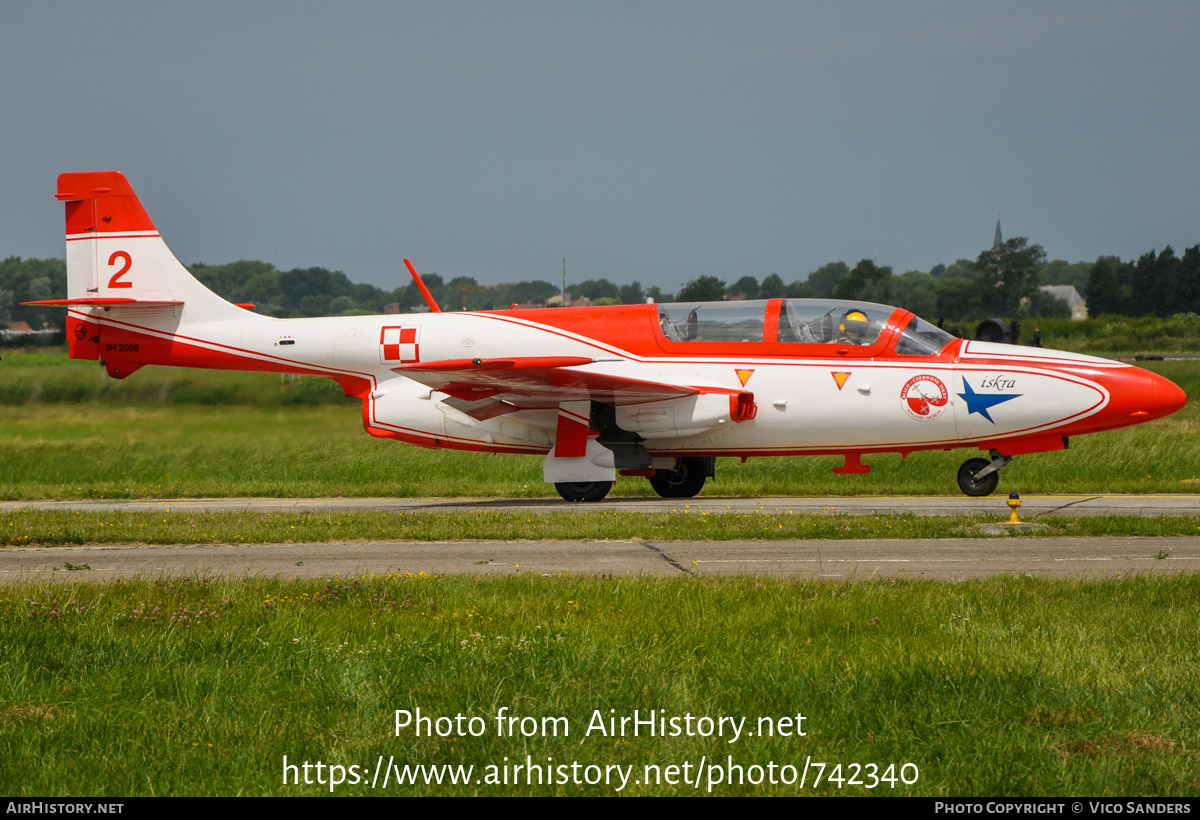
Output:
2,537,1198,582
5,494,1199,581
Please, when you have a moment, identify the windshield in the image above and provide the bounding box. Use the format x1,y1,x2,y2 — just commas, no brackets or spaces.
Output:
894,315,955,355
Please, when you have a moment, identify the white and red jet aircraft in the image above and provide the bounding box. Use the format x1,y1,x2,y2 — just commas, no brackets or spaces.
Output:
28,172,1187,501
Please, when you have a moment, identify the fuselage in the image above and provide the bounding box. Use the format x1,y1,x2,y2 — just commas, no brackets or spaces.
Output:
73,297,1185,461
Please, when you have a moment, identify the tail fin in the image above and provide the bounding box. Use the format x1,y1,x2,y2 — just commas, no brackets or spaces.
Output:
53,171,247,314
35,171,256,361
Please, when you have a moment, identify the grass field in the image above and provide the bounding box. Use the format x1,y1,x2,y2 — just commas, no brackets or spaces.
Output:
2,574,1198,796
1,351,1198,499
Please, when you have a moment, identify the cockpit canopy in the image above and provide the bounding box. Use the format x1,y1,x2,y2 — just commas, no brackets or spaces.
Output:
656,298,955,355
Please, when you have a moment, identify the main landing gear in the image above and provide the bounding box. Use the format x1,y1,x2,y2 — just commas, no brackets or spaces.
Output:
956,450,1013,497
648,456,711,499
554,481,614,503
553,457,715,502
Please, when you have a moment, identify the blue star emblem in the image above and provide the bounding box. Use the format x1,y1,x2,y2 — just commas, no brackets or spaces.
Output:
958,379,1021,424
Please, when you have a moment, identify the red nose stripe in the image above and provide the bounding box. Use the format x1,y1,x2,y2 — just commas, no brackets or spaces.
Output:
1073,367,1187,436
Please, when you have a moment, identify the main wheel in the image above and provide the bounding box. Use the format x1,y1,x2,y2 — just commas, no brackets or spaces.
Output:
957,457,1000,497
554,481,613,502
648,457,708,499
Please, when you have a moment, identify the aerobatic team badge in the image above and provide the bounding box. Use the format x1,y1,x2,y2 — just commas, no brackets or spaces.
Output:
380,326,420,364
901,374,949,421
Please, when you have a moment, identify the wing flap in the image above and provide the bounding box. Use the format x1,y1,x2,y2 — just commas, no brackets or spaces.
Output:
441,396,522,421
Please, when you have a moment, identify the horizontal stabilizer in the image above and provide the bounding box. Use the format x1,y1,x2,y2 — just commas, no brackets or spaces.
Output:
22,298,184,307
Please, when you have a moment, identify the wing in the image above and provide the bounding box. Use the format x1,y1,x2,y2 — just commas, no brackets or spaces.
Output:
392,356,703,419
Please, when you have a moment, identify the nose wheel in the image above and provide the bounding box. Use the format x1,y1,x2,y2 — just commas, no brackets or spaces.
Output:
956,451,1011,497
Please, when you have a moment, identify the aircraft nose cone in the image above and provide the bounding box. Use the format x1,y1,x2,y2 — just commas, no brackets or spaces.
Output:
1109,367,1187,423
1150,370,1187,419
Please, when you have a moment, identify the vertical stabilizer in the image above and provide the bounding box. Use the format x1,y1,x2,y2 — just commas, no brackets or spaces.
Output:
54,172,252,324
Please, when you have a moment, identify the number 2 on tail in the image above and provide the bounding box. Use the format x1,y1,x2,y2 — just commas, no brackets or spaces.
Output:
107,251,132,289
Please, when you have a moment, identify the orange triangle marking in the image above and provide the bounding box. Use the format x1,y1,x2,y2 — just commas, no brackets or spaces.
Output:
832,371,851,390
735,368,755,387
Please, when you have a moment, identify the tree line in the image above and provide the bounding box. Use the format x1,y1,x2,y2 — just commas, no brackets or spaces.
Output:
2,237,1196,330
1085,246,1200,318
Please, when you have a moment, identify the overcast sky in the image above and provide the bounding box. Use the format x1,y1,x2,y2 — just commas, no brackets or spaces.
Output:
1,2,1197,292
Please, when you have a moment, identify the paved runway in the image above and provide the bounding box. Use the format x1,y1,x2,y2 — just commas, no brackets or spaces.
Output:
3,537,1198,582
5,493,1200,517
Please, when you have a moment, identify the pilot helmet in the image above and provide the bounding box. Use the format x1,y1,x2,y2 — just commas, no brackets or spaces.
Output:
839,310,869,339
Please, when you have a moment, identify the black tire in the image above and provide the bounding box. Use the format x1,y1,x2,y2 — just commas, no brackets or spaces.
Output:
554,481,613,503
648,457,708,499
957,457,1000,497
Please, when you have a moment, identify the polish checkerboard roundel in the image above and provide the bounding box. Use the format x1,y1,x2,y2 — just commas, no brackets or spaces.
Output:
380,326,420,364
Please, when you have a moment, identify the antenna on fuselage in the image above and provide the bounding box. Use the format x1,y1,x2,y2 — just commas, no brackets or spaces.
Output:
404,259,442,313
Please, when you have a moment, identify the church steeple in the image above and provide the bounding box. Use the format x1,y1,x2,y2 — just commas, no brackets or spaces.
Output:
993,217,1003,251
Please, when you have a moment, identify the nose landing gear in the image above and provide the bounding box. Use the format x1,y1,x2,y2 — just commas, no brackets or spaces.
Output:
957,450,1012,497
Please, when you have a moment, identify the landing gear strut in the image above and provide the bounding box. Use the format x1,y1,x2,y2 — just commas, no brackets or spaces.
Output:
956,451,1012,497
648,457,712,499
554,481,613,503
